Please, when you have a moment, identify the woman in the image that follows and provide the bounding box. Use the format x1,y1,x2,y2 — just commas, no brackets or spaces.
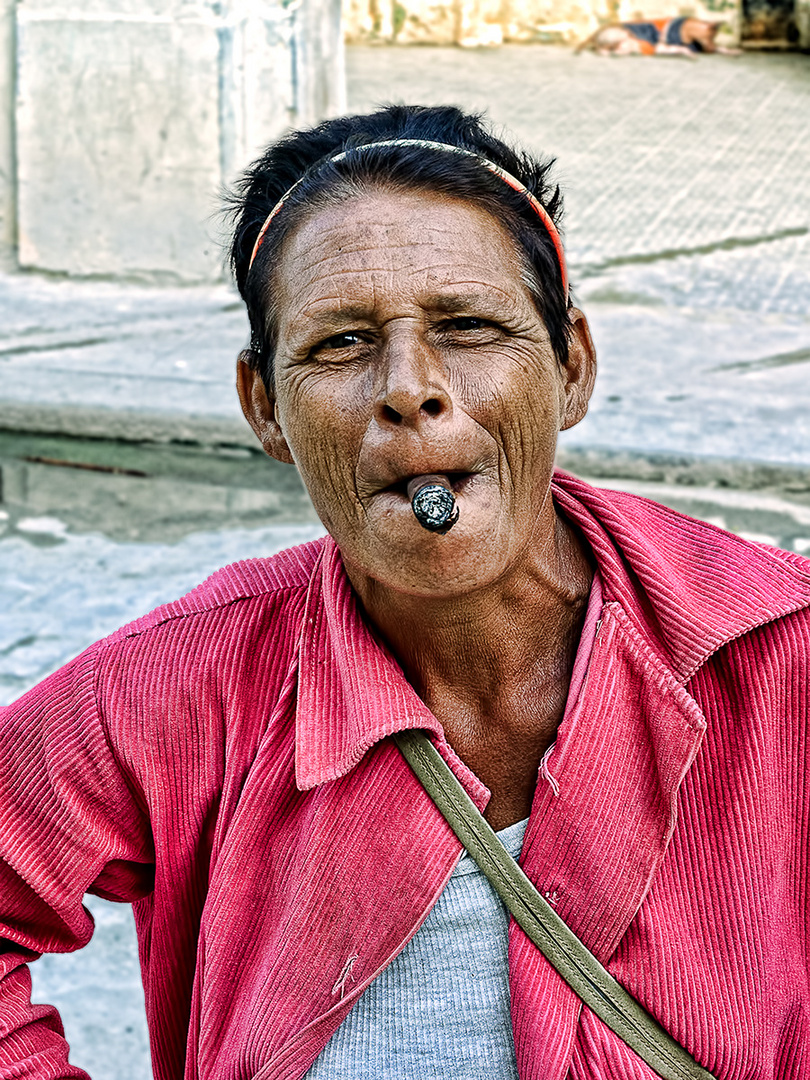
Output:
1,105,809,1080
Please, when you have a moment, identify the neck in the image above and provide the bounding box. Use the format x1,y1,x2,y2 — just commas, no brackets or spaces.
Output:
344,509,593,828
344,510,593,769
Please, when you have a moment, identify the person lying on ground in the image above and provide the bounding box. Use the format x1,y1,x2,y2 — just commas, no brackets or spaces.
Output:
576,16,741,56
0,104,807,1080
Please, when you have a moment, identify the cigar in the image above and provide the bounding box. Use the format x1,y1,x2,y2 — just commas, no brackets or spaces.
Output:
407,474,459,534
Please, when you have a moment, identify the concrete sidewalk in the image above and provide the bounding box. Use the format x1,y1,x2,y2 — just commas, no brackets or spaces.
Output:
1,46,808,480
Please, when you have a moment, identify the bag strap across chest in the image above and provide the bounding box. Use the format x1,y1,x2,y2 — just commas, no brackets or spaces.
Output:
393,729,717,1080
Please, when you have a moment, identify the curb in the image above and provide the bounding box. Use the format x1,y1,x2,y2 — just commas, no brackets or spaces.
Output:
2,401,809,494
557,447,810,493
0,401,256,450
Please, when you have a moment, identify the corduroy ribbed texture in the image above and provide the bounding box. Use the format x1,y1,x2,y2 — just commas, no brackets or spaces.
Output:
1,473,810,1080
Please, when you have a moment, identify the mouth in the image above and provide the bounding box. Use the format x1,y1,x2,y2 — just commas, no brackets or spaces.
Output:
381,471,476,500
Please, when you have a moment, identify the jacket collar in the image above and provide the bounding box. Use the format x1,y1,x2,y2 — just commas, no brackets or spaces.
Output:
295,471,810,790
551,470,810,681
295,538,445,791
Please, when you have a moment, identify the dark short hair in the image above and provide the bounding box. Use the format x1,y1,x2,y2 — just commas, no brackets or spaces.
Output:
226,104,571,386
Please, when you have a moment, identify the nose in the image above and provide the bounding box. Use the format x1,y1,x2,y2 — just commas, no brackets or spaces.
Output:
374,331,452,428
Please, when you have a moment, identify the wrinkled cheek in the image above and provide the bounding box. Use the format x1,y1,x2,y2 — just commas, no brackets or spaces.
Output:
491,410,560,544
281,422,363,538
296,448,359,531
277,382,365,533
497,411,554,486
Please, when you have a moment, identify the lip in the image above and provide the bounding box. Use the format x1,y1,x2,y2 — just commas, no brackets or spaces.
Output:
380,471,476,500
355,428,498,512
359,445,493,501
364,471,487,530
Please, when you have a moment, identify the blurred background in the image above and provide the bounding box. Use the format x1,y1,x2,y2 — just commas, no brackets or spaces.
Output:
0,0,808,1075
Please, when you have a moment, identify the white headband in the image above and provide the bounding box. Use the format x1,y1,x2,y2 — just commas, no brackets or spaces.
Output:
247,138,568,298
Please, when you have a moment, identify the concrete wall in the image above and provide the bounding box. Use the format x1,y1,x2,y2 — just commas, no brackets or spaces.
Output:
14,0,344,282
799,0,810,45
0,0,15,268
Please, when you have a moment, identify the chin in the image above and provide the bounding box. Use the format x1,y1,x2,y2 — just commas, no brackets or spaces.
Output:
345,523,511,600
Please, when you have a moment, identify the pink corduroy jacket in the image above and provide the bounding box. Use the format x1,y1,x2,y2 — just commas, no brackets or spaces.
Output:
2,471,810,1080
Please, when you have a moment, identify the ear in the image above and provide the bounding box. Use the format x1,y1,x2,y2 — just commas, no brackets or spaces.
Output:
236,351,295,465
560,308,597,431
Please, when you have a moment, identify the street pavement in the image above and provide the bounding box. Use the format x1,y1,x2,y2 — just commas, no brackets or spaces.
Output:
1,43,809,1080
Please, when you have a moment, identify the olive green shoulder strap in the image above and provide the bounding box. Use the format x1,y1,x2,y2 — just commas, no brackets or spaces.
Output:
393,729,716,1080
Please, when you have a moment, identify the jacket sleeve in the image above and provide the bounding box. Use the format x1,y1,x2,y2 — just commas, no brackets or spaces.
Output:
0,643,155,1078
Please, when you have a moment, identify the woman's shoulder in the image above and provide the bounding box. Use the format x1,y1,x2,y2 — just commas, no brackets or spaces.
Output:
71,537,329,773
553,469,810,675
67,536,331,727
553,469,810,582
103,535,328,649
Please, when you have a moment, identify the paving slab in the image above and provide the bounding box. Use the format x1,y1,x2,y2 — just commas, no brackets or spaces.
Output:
559,300,810,468
0,274,251,442
347,48,810,272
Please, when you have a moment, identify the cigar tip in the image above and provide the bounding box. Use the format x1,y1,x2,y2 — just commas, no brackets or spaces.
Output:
406,473,452,502
410,481,458,533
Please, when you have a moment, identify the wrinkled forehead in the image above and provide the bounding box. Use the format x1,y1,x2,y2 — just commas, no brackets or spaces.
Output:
272,187,536,327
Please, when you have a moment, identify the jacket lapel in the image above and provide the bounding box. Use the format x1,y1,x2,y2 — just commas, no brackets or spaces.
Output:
510,598,709,1078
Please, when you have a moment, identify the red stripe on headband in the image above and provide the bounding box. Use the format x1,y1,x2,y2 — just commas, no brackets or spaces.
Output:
248,139,568,299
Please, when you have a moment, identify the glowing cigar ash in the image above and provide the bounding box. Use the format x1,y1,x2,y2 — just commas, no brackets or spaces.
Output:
407,474,460,534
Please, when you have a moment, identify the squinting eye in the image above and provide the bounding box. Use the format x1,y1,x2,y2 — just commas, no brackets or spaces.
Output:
451,317,487,331
319,331,364,350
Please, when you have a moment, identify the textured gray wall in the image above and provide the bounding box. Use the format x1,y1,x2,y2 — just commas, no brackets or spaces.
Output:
13,0,344,282
0,0,15,268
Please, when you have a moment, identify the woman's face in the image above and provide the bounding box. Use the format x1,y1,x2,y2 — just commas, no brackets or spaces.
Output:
240,188,595,598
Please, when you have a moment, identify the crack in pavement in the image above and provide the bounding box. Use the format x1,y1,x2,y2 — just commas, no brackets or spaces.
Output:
711,345,810,374
575,226,809,278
